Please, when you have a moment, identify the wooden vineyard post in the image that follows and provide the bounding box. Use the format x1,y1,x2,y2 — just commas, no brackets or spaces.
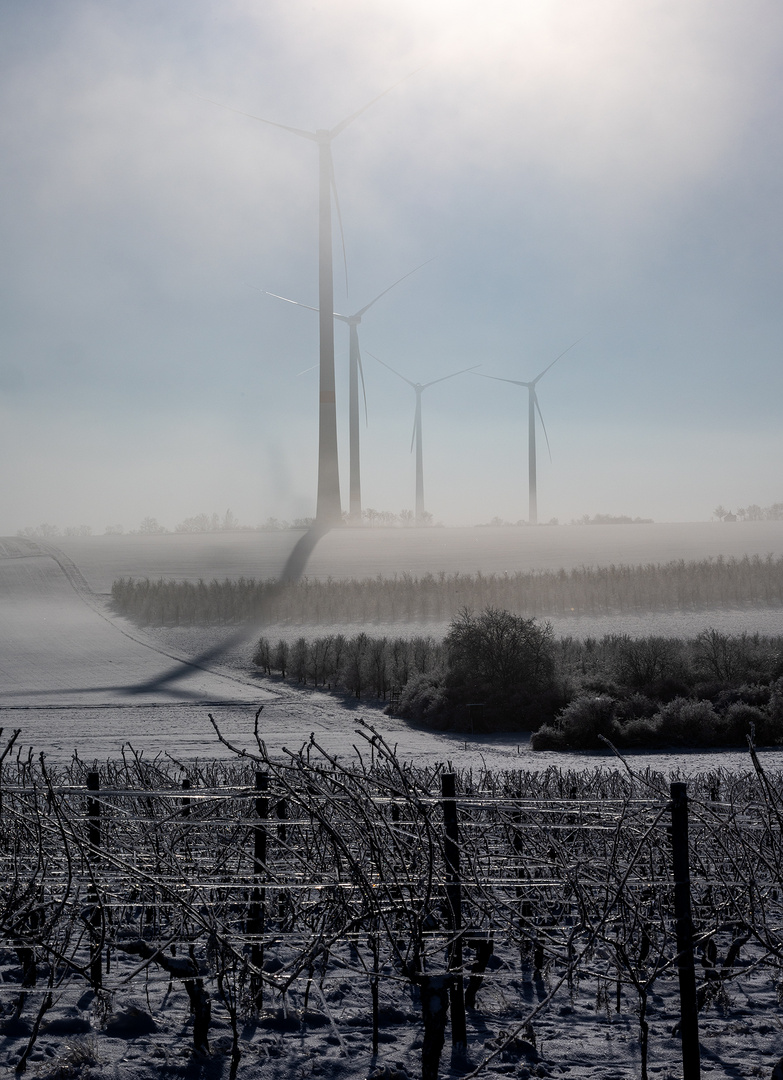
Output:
669,782,700,1080
511,800,530,966
370,915,380,1057
276,796,288,841
249,771,268,1009
441,772,466,1062
86,771,102,990
181,776,191,818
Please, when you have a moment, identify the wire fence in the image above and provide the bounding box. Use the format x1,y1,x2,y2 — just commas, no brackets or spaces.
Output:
2,725,782,1078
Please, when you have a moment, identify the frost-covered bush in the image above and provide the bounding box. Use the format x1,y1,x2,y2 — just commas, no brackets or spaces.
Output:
653,698,721,747
394,671,447,724
531,694,620,750
616,692,658,722
718,702,769,746
714,682,772,711
531,690,783,751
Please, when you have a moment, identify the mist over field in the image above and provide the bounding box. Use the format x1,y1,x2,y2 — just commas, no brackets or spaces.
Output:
1,1,783,532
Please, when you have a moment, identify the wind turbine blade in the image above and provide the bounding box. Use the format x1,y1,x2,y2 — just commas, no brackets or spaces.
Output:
258,290,353,324
328,151,350,296
531,338,582,384
186,90,317,140
353,257,436,319
329,68,423,138
367,351,416,388
356,342,369,426
534,391,553,461
410,414,417,454
477,372,529,388
258,288,319,315
297,364,318,377
421,364,481,390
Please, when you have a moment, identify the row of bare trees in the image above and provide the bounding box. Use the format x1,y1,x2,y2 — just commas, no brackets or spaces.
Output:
3,723,783,1077
110,554,783,627
253,632,442,699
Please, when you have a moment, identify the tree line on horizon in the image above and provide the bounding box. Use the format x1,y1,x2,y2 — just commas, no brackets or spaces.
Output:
13,497,783,538
15,507,434,538
110,553,783,627
16,509,299,538
17,499,783,539
12,510,656,536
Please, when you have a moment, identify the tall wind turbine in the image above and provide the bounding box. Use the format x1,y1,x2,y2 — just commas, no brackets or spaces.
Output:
372,354,479,526
480,342,579,525
202,80,412,525
259,260,432,523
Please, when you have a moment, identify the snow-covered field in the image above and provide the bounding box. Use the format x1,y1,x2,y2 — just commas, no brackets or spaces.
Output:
3,527,783,1078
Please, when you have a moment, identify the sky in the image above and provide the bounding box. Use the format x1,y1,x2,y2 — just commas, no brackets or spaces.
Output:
1,0,782,533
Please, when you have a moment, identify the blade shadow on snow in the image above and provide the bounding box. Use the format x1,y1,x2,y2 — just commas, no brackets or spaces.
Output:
0,524,330,705
123,523,331,696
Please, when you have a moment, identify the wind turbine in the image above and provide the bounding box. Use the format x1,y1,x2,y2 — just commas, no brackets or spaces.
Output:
480,342,579,525
372,354,479,526
201,78,413,525
258,260,432,523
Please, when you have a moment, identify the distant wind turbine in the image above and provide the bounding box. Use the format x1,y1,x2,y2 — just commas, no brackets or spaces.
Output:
372,353,479,526
257,260,433,523
480,341,579,525
199,77,415,524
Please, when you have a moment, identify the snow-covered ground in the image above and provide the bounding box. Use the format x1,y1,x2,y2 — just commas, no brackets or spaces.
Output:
2,929,781,1079
3,531,783,1078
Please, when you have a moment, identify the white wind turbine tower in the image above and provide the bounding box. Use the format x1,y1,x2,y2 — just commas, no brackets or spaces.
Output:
372,354,479,526
259,260,432,524
201,79,412,525
480,342,579,525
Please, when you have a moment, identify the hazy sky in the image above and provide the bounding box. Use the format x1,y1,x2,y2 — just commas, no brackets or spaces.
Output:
2,0,782,532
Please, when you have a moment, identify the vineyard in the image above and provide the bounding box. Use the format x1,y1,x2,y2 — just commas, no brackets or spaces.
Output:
109,554,783,628
2,720,783,1078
